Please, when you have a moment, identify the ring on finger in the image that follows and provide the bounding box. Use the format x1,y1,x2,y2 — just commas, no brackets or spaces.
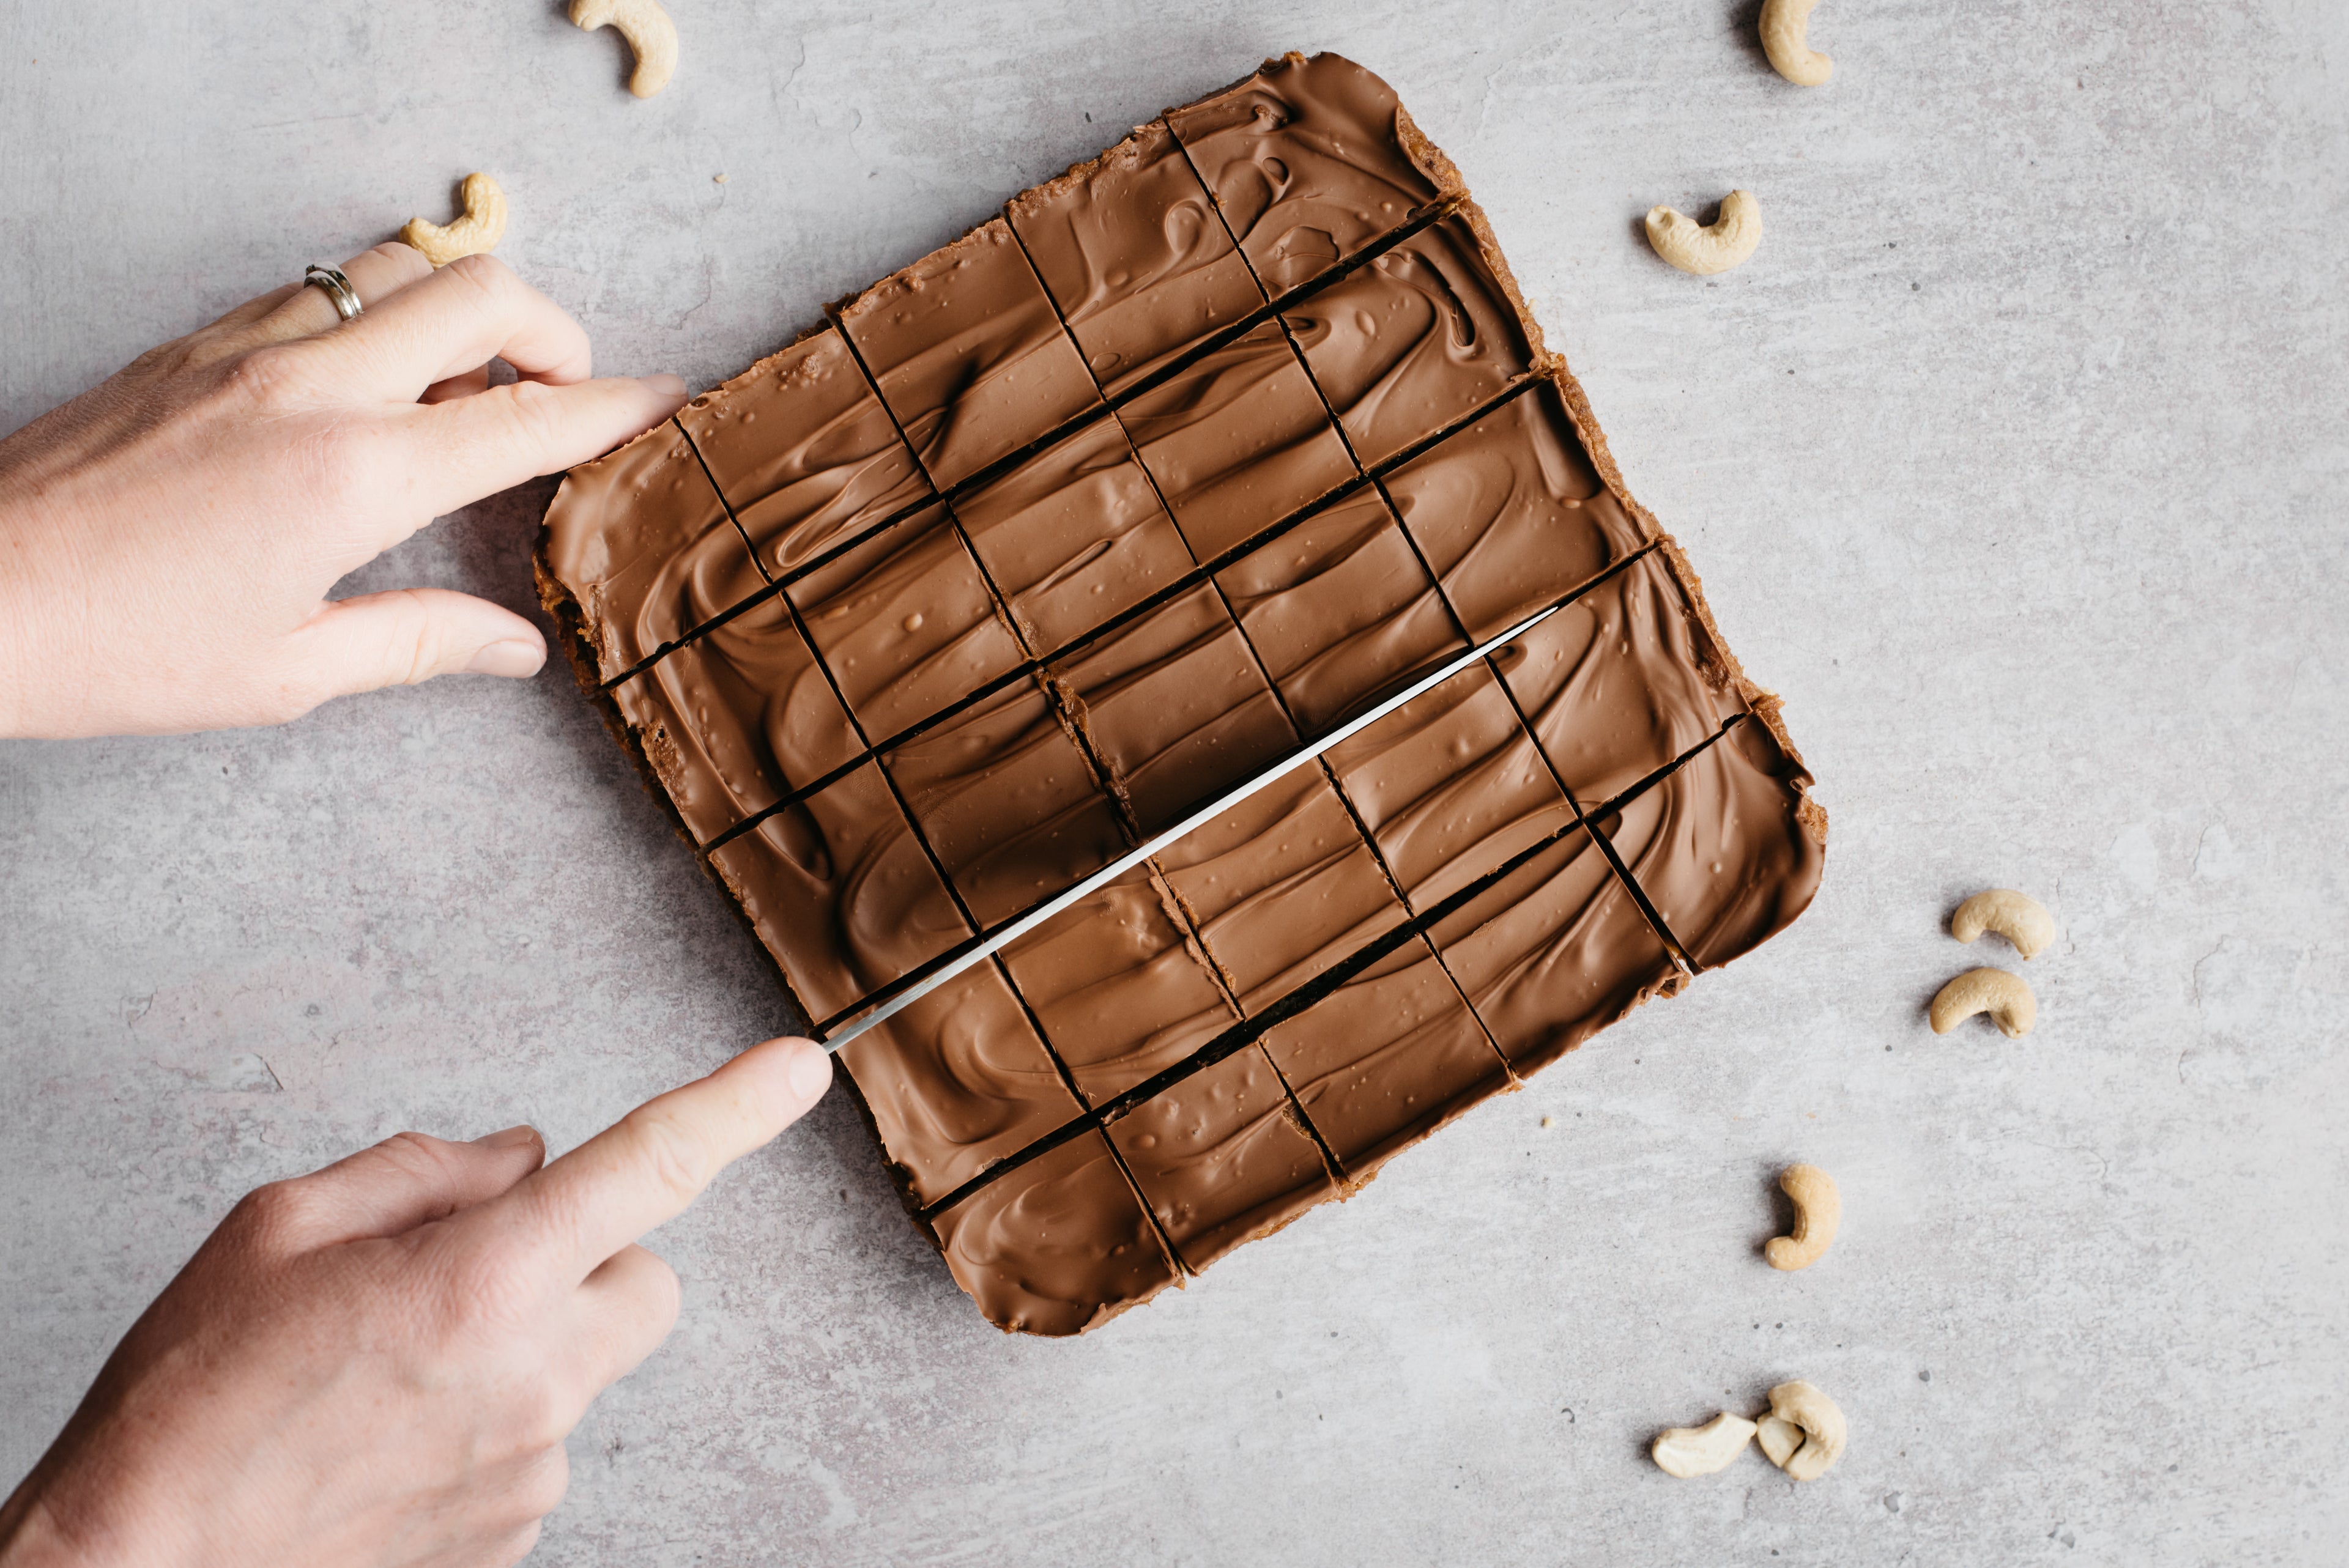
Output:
303,264,364,322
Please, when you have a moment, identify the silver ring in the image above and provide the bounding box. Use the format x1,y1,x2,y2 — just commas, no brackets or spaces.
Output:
303,264,363,321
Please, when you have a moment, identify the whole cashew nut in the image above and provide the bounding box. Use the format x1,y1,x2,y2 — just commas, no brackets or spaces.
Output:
1930,967,2037,1037
1765,1163,1840,1271
1755,1413,1805,1469
1651,1411,1758,1478
399,173,508,268
571,0,678,98
1646,191,1762,276
1951,888,2057,960
1761,0,1835,87
1764,1380,1847,1481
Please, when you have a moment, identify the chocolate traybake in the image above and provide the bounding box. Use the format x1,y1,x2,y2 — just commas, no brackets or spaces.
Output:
536,52,1827,1336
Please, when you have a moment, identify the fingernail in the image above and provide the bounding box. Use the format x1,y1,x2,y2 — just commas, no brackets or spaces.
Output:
637,373,688,398
464,639,544,678
475,1124,540,1150
787,1042,834,1102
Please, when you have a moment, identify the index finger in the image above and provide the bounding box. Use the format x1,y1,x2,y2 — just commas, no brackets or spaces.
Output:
484,1036,833,1282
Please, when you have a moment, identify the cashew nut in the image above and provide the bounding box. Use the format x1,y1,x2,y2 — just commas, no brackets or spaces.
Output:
1762,1380,1846,1481
1951,888,2057,960
1930,967,2037,1038
1645,191,1762,276
399,173,508,268
1765,1163,1840,1271
1755,1413,1805,1469
571,0,678,98
1761,0,1835,87
1651,1411,1758,1478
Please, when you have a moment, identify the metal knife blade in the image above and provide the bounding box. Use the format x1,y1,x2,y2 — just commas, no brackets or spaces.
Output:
817,599,1563,1051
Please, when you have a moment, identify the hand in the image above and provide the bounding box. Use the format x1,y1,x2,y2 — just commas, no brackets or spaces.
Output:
0,243,688,738
0,1035,834,1568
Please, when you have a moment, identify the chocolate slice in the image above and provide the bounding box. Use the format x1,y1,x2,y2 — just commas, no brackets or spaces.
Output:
609,593,861,844
834,960,1084,1208
1106,1043,1336,1271
1382,380,1649,641
1113,319,1356,561
675,328,932,578
838,218,1102,490
1284,215,1538,468
930,1129,1181,1336
540,420,765,681
1008,120,1267,396
949,413,1195,656
1168,51,1459,295
1214,486,1464,731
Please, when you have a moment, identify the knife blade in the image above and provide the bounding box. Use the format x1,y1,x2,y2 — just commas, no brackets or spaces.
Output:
817,599,1564,1051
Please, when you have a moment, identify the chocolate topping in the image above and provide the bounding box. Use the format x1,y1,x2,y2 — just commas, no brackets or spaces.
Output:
998,867,1239,1105
1382,380,1650,641
1168,52,1455,294
880,677,1128,926
1214,486,1464,731
1151,762,1408,1011
930,1129,1181,1336
1008,121,1267,396
705,762,971,1021
1491,552,1748,812
540,421,765,680
1284,216,1537,468
677,328,933,577
1107,1043,1335,1271
1324,664,1578,911
1601,719,1827,972
610,593,861,844
1047,582,1297,835
1427,824,1682,1074
784,504,1025,737
950,415,1195,656
835,960,1083,1208
1113,319,1357,561
838,218,1102,490
1258,934,1510,1178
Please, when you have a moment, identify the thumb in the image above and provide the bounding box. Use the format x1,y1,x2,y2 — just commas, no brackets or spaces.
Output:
261,1126,548,1249
290,586,547,700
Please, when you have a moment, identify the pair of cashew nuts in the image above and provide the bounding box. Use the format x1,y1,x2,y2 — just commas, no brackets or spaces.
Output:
396,1,677,270
1931,889,2055,1037
1644,0,1832,276
1653,1381,1847,1481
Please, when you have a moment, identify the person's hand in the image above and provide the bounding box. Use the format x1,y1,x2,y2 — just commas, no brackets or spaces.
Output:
0,1035,833,1568
0,242,688,738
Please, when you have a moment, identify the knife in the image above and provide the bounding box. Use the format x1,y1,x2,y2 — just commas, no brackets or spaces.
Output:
818,599,1563,1051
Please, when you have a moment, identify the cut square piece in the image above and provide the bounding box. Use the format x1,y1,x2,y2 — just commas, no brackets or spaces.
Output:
1324,664,1578,911
1048,582,1297,836
834,960,1084,1209
705,761,971,1023
1493,551,1750,812
1283,215,1538,468
998,867,1239,1106
785,504,1026,740
1260,934,1510,1179
951,415,1195,656
1114,320,1357,561
1215,487,1464,732
1428,824,1681,1076
1151,763,1407,1012
837,218,1102,490
930,1129,1181,1337
1600,718,1828,972
1008,120,1268,396
1106,1044,1335,1272
609,594,862,845
1168,51,1459,295
1382,380,1650,641
538,420,766,681
675,328,933,579
880,678,1129,927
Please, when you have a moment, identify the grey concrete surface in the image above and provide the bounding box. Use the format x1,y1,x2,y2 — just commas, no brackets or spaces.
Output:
4,1,2345,1562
